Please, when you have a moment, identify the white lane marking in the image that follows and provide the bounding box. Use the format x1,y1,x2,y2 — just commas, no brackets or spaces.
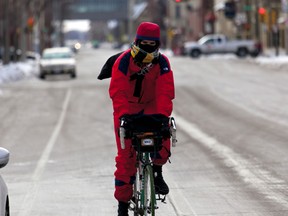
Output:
173,114,288,207
18,89,71,216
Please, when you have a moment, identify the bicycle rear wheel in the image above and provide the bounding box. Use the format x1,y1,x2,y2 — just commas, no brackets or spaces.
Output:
143,165,156,216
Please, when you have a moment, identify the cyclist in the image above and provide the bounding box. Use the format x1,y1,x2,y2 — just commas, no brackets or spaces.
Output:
109,21,175,216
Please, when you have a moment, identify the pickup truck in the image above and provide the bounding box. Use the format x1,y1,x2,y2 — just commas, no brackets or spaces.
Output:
183,34,262,58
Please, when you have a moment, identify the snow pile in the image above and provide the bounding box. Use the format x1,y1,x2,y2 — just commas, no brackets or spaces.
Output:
0,60,39,85
255,56,288,66
253,48,288,69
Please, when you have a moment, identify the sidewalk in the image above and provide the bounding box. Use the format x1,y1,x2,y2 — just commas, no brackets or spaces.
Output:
254,48,288,69
263,48,288,57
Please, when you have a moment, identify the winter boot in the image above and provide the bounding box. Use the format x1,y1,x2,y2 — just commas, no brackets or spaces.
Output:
118,201,129,216
153,165,169,195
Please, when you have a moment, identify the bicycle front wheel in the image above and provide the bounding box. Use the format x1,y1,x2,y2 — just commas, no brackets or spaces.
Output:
143,165,156,216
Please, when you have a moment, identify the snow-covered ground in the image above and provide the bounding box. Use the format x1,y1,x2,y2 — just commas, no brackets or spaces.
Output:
0,49,288,85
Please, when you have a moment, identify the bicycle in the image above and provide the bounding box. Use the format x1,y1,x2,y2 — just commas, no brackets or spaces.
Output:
119,114,177,216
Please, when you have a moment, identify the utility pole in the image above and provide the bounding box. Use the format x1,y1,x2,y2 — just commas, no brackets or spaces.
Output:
0,1,4,61
254,0,260,41
128,0,135,42
20,0,28,61
3,0,10,65
283,0,288,54
37,0,47,53
60,3,65,47
53,0,66,47
33,0,42,54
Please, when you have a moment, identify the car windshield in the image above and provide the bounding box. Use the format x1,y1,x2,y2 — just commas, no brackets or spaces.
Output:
42,52,72,59
198,37,211,45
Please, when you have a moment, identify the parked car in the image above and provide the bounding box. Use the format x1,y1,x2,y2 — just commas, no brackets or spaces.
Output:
39,47,77,79
0,47,22,62
183,34,262,58
0,147,10,216
26,51,40,61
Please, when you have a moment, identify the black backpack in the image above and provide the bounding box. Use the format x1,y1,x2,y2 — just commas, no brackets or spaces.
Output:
97,52,123,80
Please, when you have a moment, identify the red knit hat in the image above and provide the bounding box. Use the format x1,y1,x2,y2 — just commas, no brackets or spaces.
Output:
135,22,160,41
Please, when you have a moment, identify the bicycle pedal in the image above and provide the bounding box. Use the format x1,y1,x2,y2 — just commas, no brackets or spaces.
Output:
128,200,136,211
156,194,167,203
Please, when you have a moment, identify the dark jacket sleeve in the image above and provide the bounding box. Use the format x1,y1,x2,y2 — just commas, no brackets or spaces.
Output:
97,52,123,80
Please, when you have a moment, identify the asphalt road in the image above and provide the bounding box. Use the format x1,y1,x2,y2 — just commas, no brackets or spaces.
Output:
1,47,288,216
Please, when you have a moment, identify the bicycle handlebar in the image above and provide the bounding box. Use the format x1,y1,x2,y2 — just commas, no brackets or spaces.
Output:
170,117,177,147
119,119,126,149
119,116,177,150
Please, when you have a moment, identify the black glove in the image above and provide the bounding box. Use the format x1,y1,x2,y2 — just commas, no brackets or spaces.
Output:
152,114,169,125
119,114,132,130
152,114,171,139
119,115,135,139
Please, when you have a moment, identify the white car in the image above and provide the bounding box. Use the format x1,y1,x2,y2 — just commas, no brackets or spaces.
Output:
39,47,77,79
0,148,9,216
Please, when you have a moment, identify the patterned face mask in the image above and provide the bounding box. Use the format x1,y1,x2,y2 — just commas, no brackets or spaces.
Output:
130,43,159,63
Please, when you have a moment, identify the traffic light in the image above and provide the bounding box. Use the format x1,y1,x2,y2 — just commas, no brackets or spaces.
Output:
27,17,34,31
258,7,266,22
258,7,266,15
175,0,189,2
224,1,236,19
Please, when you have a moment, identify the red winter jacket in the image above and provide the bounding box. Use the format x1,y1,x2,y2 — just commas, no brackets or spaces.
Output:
109,50,175,117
